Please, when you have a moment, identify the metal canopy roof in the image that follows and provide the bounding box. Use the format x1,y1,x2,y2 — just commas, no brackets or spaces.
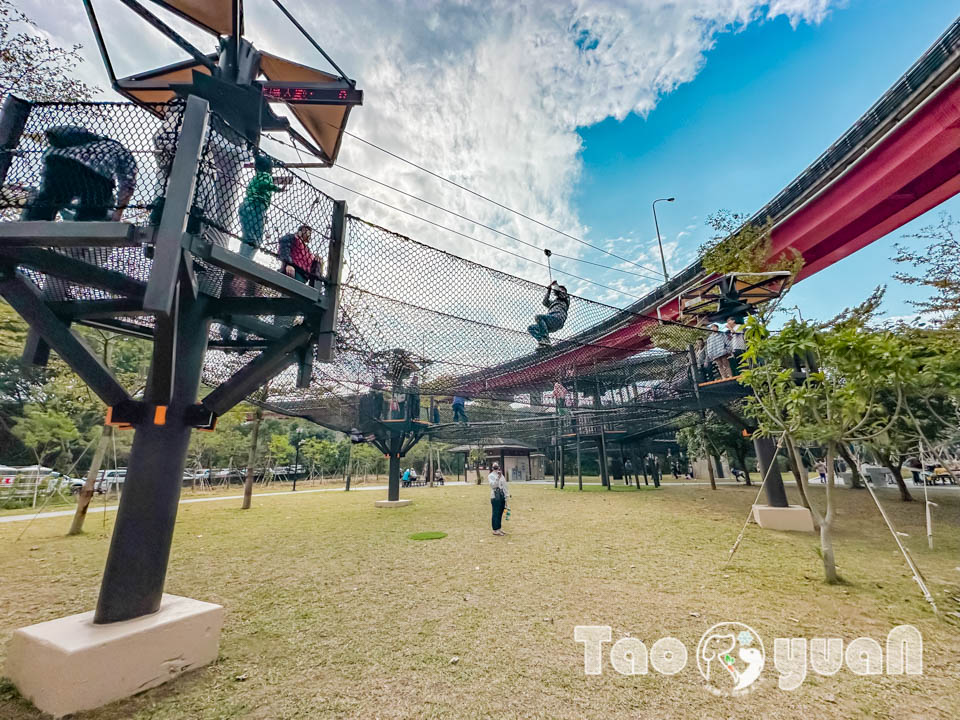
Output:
151,0,240,36
116,57,215,108
86,0,359,164
259,52,353,164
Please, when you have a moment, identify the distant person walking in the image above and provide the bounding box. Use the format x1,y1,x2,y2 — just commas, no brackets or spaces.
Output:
816,460,827,484
488,462,509,535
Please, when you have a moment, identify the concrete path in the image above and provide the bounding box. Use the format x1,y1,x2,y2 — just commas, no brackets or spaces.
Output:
0,482,472,525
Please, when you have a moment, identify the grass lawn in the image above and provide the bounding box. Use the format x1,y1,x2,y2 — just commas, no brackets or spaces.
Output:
1,481,959,719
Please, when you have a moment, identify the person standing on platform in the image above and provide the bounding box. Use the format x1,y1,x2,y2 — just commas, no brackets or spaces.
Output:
407,375,421,420
706,323,732,379
237,154,282,259
488,462,509,536
26,127,137,222
452,395,469,423
725,316,746,375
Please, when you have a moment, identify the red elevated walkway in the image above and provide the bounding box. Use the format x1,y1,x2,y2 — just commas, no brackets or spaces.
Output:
462,20,960,396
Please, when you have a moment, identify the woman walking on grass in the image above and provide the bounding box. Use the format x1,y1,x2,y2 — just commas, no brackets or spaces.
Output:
488,462,509,536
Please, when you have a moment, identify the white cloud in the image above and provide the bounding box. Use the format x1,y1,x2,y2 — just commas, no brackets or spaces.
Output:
17,0,840,303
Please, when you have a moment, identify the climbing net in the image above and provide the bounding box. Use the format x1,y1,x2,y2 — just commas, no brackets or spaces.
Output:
0,100,728,437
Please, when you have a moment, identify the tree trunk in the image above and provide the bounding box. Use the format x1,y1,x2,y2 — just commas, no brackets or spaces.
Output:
784,434,820,530
241,407,263,510
820,443,839,584
879,455,912,502
837,444,864,489
706,454,716,490
784,435,813,513
67,425,112,535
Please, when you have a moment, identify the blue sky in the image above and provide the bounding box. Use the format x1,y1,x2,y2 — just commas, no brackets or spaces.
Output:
574,0,960,322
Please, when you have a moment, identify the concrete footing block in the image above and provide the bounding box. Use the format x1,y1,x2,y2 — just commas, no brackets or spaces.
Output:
752,504,816,532
5,594,222,718
374,499,412,508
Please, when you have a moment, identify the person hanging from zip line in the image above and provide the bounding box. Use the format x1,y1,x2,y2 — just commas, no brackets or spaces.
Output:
528,281,570,348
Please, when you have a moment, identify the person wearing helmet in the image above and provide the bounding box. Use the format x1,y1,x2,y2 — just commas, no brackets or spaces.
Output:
488,462,509,535
528,281,570,348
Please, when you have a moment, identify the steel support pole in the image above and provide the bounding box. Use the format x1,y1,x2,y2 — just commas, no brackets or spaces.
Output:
553,438,558,488
387,453,401,501
93,95,209,624
599,432,610,490
293,440,300,491
94,291,211,623
755,435,789,507
0,95,31,187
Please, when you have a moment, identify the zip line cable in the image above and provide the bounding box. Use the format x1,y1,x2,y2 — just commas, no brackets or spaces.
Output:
279,142,649,302
265,134,663,284
333,162,663,283
322,124,668,279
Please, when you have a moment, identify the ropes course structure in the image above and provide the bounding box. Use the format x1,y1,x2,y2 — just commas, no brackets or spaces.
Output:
0,0,955,641
0,96,760,500
1,3,957,716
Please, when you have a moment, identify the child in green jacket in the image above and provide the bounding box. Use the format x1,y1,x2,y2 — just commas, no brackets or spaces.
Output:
237,154,281,258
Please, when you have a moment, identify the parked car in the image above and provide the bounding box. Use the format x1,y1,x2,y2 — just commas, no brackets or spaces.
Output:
94,469,127,494
41,471,79,493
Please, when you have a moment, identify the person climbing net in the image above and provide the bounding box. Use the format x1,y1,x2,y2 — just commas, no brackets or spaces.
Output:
528,280,570,348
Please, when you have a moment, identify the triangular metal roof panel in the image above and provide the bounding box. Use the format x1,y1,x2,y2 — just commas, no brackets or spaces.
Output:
151,0,239,36
259,52,351,164
116,58,214,108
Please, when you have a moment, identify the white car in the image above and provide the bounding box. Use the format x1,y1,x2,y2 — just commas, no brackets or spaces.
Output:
94,469,127,494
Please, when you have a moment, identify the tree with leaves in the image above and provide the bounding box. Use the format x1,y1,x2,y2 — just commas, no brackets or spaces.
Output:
0,0,97,102
893,213,960,329
300,436,338,478
268,433,295,466
740,308,918,583
12,405,79,468
700,210,803,279
676,419,718,490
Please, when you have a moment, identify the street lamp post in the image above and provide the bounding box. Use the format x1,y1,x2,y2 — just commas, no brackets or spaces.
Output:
652,197,675,280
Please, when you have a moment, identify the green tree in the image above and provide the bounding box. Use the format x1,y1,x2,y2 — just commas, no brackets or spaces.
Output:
740,310,915,583
268,434,295,466
700,210,803,279
0,0,97,101
301,437,338,476
12,405,80,468
892,213,960,328
676,420,717,490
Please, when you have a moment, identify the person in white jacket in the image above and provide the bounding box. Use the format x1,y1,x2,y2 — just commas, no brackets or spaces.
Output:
488,462,509,535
